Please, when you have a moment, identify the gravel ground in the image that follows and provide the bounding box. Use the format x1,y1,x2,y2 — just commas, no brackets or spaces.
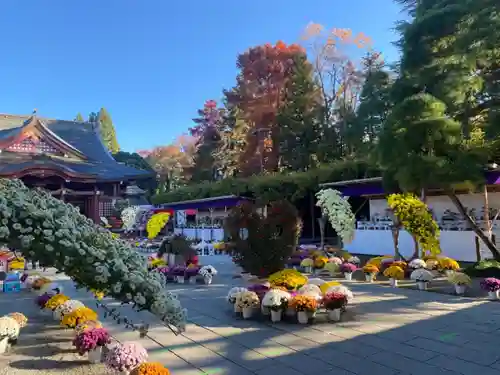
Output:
0,291,107,375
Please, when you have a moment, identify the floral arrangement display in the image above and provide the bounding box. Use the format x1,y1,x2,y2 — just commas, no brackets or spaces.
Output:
480,278,500,292
410,269,434,282
323,291,348,310
61,307,98,328
323,284,354,302
236,291,260,309
289,295,318,312
426,258,439,270
362,264,379,274
262,289,291,311
408,259,427,269
447,272,471,295
313,256,328,269
438,257,460,271
0,179,187,332
366,256,393,268
347,256,360,265
319,281,341,295
328,257,343,265
198,265,217,280
387,193,441,257
227,287,248,304
316,189,356,244
392,261,407,269
146,212,171,239
75,320,103,335
339,263,357,280
122,206,140,231
383,266,405,279
7,313,27,328
45,294,70,310
297,284,321,298
131,362,171,375
73,327,111,355
36,293,52,309
54,300,85,321
0,316,20,340
268,269,307,290
306,278,326,286
300,258,314,271
105,341,148,373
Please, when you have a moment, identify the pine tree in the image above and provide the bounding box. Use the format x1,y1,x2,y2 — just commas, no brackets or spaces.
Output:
74,113,85,122
276,54,321,171
94,108,120,154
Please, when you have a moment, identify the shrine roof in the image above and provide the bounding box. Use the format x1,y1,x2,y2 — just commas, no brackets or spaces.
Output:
0,114,153,182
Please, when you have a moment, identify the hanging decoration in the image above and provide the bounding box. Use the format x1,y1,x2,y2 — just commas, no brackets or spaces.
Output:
146,212,171,239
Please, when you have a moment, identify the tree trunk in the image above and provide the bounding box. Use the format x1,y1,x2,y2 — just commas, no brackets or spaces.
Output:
447,192,500,260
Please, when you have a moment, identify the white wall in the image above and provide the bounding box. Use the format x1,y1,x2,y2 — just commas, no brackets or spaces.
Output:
369,192,500,220
343,229,484,262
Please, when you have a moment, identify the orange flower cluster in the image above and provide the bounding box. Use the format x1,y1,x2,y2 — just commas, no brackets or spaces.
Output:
131,362,170,375
290,295,318,312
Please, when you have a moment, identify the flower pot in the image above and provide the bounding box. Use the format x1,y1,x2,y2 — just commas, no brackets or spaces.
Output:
297,311,309,324
365,273,374,282
0,337,9,354
344,272,352,281
327,309,341,322
488,291,498,300
304,266,312,273
455,284,466,295
270,310,282,323
261,306,270,315
87,346,102,363
390,278,398,287
285,307,295,317
234,304,242,313
417,281,427,290
203,276,212,285
176,276,184,284
242,307,253,319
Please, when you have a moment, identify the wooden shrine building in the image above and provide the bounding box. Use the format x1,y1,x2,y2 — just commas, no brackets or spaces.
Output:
0,113,153,223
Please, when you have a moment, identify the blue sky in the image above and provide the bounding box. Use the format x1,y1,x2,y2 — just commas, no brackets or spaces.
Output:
0,0,404,152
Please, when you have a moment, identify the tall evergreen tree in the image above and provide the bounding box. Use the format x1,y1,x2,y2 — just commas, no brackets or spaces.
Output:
89,108,120,154
276,54,321,171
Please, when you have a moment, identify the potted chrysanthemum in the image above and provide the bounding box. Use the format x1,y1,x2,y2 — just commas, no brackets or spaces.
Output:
61,307,98,328
410,269,434,290
408,259,426,269
362,264,379,282
300,258,314,273
105,341,148,374
323,291,347,322
324,262,339,277
53,300,85,321
290,295,318,324
227,287,248,313
262,289,291,323
339,262,357,281
0,316,20,353
7,313,27,330
383,265,405,287
198,265,217,285
131,362,171,375
45,294,70,312
236,291,260,319
480,277,500,300
438,257,460,276
73,327,111,363
448,272,471,295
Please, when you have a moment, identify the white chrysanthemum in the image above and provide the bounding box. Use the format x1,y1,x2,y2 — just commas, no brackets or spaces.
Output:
347,256,360,265
0,316,20,339
316,189,356,244
199,265,217,277
410,269,434,282
408,259,427,269
298,284,321,296
307,278,326,286
325,285,354,302
227,287,248,303
262,289,291,308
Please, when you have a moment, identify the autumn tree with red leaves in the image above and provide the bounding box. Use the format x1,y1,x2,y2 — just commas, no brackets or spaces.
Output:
226,41,308,175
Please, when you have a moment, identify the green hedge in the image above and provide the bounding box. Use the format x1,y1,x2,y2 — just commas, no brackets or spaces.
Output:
152,159,380,204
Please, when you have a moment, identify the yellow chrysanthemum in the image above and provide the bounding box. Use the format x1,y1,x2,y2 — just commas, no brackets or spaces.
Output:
74,320,103,335
45,294,70,310
320,281,341,294
146,213,171,239
61,307,98,328
438,257,460,271
268,269,308,290
383,265,405,280
366,256,393,268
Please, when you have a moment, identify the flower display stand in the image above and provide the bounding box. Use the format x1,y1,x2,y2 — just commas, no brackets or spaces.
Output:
270,310,282,323
88,347,102,363
327,309,341,322
344,273,352,281
455,285,466,295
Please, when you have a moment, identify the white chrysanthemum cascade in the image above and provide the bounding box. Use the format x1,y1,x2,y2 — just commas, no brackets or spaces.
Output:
0,179,187,332
121,206,140,232
316,188,356,245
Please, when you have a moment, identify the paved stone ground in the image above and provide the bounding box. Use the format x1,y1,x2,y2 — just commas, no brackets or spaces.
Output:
2,256,500,375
